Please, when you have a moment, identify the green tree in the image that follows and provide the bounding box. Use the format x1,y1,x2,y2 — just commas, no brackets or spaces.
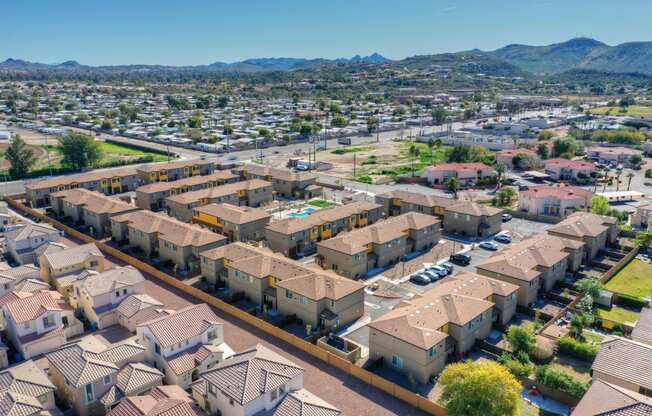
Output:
537,143,550,160
100,119,115,131
5,136,36,179
58,132,103,169
188,112,202,129
538,130,554,141
217,96,229,108
427,138,436,165
431,106,447,125
577,278,603,299
590,195,611,216
626,172,635,190
446,176,460,199
439,361,521,416
636,230,652,249
553,137,581,158
366,116,379,134
495,162,507,186
505,326,536,356
495,187,516,207
630,155,642,167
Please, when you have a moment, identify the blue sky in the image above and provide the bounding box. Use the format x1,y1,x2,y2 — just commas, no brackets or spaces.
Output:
6,0,652,65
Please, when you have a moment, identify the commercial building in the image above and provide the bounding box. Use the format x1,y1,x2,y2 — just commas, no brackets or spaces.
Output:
375,190,457,218
234,163,320,198
368,271,518,383
547,212,619,259
110,210,226,272
316,213,441,279
264,201,383,258
136,159,216,184
518,185,592,218
25,167,140,207
443,203,503,238
165,179,274,222
135,170,238,210
193,203,271,242
423,162,495,186
476,234,584,306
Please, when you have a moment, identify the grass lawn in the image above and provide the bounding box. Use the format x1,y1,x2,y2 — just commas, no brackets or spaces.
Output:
605,259,652,299
590,105,652,117
583,332,604,347
521,399,562,416
596,305,640,325
306,199,338,208
330,145,374,155
549,359,592,383
37,141,171,170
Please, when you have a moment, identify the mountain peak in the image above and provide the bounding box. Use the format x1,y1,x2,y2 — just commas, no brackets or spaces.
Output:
560,37,607,48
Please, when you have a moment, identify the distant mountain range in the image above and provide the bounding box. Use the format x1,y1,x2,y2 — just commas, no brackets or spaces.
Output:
2,38,652,78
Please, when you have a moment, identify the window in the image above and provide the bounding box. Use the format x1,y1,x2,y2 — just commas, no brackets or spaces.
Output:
271,389,278,400
391,355,403,369
155,343,161,355
115,291,120,297
122,289,127,295
23,322,30,330
84,384,94,403
285,290,293,299
42,315,55,329
103,375,111,385
300,296,308,305
428,346,437,358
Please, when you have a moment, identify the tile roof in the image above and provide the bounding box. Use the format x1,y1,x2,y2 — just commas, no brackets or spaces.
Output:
545,158,596,170
0,265,40,285
276,270,364,301
194,203,270,225
229,253,310,280
112,210,226,248
549,211,618,239
116,294,164,319
520,185,593,201
165,179,272,205
265,201,380,235
376,190,457,210
115,363,164,398
78,266,145,297
136,170,238,194
631,307,652,346
588,146,641,157
197,344,303,406
33,241,68,259
13,279,50,294
495,148,538,158
50,188,138,215
199,241,266,261
476,234,583,282
138,303,222,348
2,291,69,323
572,380,652,416
166,344,225,375
593,338,652,392
24,167,138,191
4,223,59,242
445,201,503,217
0,391,43,416
272,388,341,416
317,212,440,255
41,242,103,270
107,386,200,416
0,361,56,416
238,163,318,182
136,159,214,174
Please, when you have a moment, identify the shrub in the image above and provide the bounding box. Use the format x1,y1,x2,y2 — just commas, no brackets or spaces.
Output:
557,336,598,362
616,293,649,309
497,353,534,378
645,169,652,179
535,365,589,398
356,175,373,184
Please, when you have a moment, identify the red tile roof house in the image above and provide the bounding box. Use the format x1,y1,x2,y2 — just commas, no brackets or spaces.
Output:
518,185,593,218
544,158,597,183
423,163,495,187
0,290,83,359
107,385,204,416
136,303,234,389
495,148,541,170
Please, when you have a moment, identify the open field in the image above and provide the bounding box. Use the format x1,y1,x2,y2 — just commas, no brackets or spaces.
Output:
605,259,652,299
590,105,652,117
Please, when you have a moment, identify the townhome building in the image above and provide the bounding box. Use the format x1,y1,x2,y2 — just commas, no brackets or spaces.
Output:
165,179,274,222
587,146,642,166
367,271,518,384
135,170,238,211
47,335,162,416
136,159,216,184
50,189,141,237
316,212,441,279
4,223,62,265
193,203,271,243
25,167,140,207
592,337,652,398
39,242,105,284
234,163,320,198
518,185,592,218
192,344,333,416
632,202,652,229
264,201,383,258
476,234,584,306
572,379,652,416
110,210,226,272
1,290,82,359
107,385,204,416
0,265,41,297
547,212,619,259
200,242,265,287
136,303,233,389
375,190,457,218
423,162,495,186
443,202,503,238
544,158,597,183
0,360,58,415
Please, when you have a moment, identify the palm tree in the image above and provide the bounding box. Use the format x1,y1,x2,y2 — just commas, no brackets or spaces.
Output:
627,172,635,190
446,176,460,199
427,138,435,165
602,172,610,192
495,163,506,189
615,171,623,191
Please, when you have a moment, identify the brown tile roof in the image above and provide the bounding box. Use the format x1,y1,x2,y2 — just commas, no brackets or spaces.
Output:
238,163,318,182
51,188,138,215
165,179,272,205
272,388,341,416
116,294,164,319
197,344,303,406
79,266,145,297
166,344,225,375
112,210,226,247
138,303,222,348
194,203,270,225
0,360,56,416
199,241,266,261
317,212,440,255
445,201,503,217
549,211,618,239
229,253,310,280
572,380,652,416
25,167,137,191
265,201,381,235
136,170,237,194
136,159,214,174
2,291,70,324
593,338,652,392
545,158,596,170
632,307,652,346
41,242,103,270
520,185,593,201
276,270,364,301
476,234,582,282
107,385,200,416
435,271,519,299
375,190,457,210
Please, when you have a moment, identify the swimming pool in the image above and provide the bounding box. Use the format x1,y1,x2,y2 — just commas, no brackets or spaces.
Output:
287,207,317,217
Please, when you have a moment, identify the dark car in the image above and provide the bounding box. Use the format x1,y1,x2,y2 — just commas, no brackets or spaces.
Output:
409,273,431,285
502,213,513,222
450,252,471,266
494,234,512,244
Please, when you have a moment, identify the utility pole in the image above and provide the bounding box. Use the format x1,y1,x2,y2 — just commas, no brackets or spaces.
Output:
353,151,357,177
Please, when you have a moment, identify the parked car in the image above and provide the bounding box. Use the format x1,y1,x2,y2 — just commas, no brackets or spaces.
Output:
479,241,499,251
428,265,449,277
450,252,471,266
441,262,454,274
502,213,513,222
409,273,431,285
422,270,440,282
494,234,512,244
